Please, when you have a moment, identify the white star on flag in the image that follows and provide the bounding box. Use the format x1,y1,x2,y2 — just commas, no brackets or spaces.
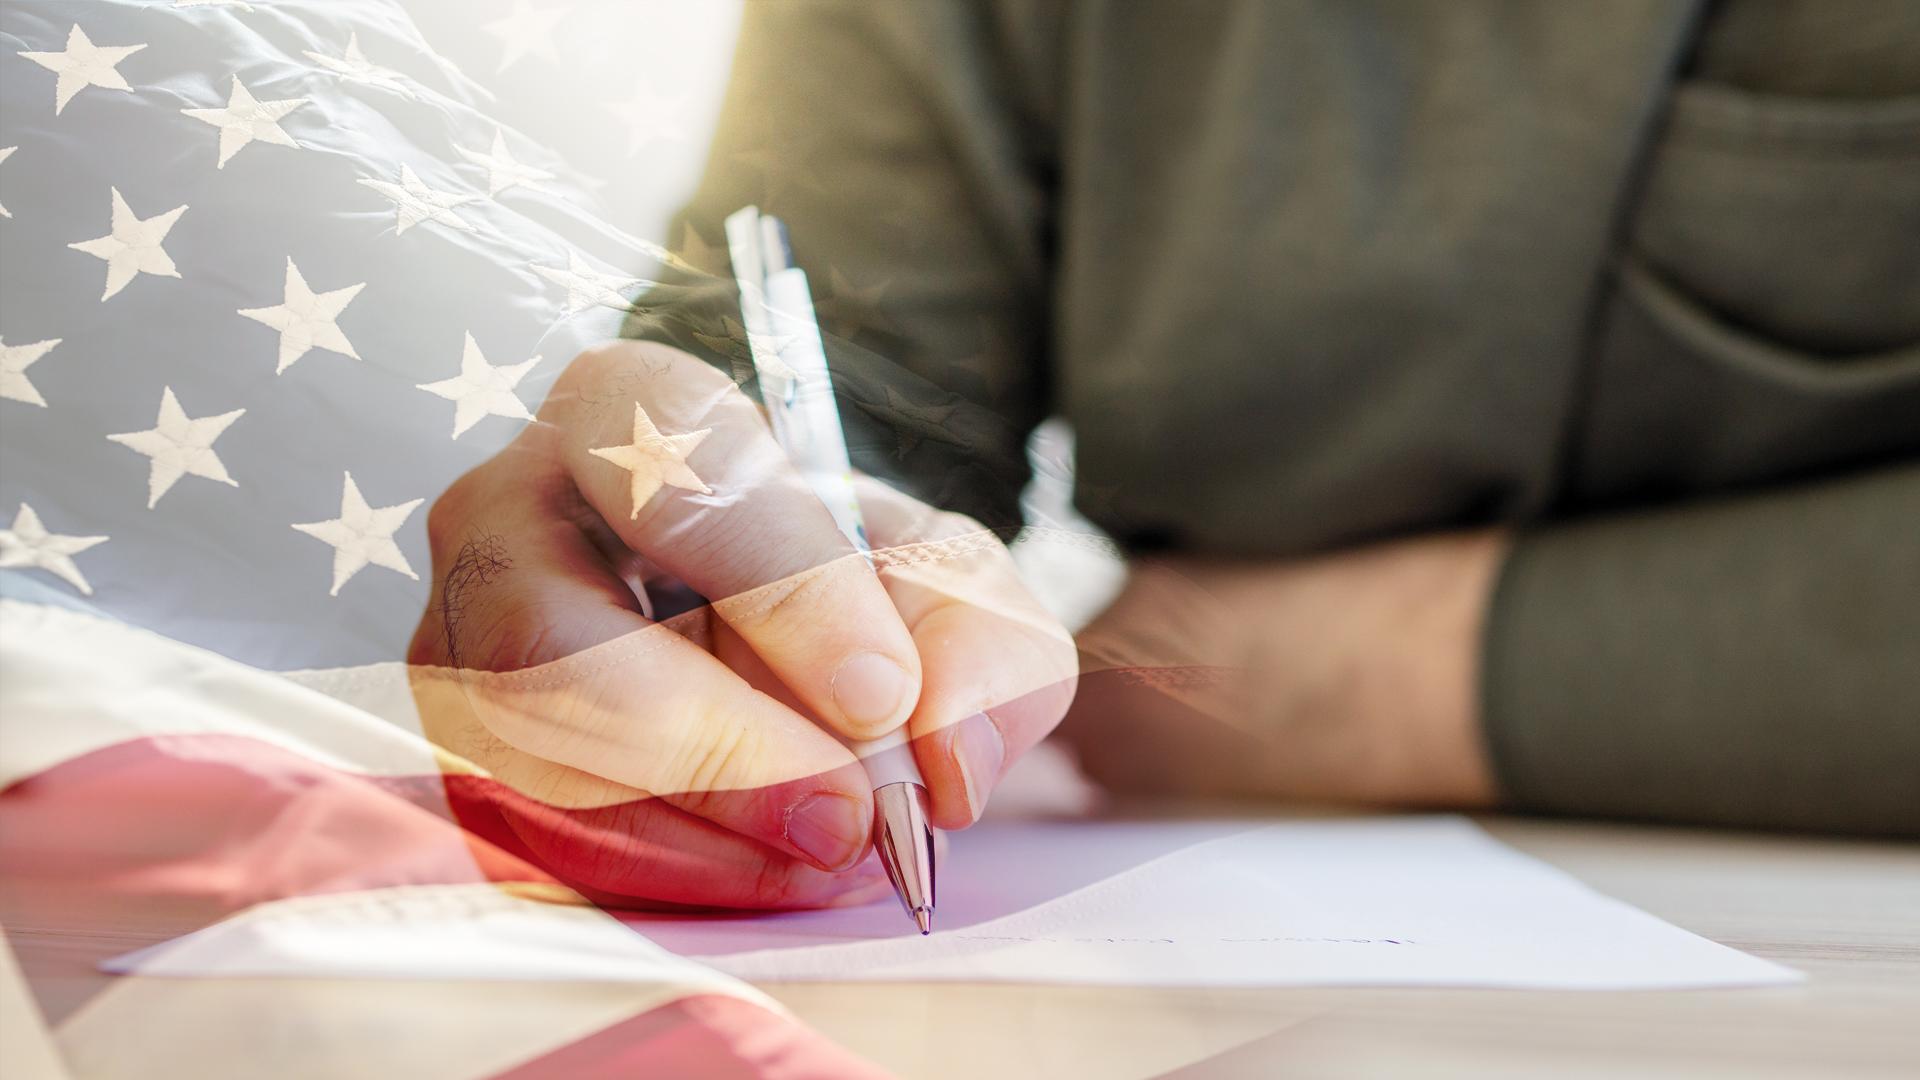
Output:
182,76,307,168
358,164,478,236
603,82,689,158
0,146,16,218
1,337,61,407
589,403,712,517
534,251,649,315
106,386,246,508
481,0,568,73
303,32,413,97
67,187,187,301
0,503,108,596
292,472,423,596
416,332,541,438
238,257,366,374
18,24,146,115
455,129,554,197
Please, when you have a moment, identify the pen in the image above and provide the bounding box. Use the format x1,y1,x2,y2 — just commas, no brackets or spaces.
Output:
722,205,936,935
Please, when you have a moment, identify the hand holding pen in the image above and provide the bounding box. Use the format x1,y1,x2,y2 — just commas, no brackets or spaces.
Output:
403,236,1077,918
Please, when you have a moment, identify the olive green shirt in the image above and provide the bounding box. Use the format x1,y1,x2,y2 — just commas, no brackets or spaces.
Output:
629,1,1920,836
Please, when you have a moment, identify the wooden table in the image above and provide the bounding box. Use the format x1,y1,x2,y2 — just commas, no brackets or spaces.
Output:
762,817,1920,1079
5,815,1916,1078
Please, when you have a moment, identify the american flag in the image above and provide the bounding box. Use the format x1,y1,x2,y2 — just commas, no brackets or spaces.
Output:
0,2,900,1074
0,0,718,668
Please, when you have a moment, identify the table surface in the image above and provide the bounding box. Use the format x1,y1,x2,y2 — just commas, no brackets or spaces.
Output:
5,815,1917,1079
763,816,1920,1079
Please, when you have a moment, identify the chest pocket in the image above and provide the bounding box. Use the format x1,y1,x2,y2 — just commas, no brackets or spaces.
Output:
1570,82,1920,505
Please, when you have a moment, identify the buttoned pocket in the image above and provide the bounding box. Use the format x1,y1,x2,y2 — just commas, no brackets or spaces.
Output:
1569,82,1920,503
1571,256,1920,503
1630,83,1919,356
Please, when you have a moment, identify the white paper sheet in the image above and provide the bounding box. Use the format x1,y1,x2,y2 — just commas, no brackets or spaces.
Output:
630,817,1801,990
103,818,1800,992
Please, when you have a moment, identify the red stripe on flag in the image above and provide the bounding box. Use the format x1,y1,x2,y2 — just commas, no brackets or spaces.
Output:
1,731,899,1075
0,732,853,1024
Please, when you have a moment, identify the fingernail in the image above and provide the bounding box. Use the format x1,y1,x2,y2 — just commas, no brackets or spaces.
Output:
831,651,913,732
784,792,869,871
951,712,1006,820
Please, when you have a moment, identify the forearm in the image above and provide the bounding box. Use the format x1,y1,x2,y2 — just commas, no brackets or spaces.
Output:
1068,463,1919,838
1485,463,1920,837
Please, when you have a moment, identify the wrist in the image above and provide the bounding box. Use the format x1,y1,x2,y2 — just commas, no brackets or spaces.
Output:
1228,528,1508,808
1379,528,1506,808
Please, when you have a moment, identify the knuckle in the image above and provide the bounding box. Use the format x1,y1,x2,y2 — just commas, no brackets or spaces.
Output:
545,343,649,423
722,556,847,630
666,713,759,803
554,342,718,405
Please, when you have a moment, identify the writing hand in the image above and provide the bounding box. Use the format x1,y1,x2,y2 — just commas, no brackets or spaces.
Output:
407,342,1075,908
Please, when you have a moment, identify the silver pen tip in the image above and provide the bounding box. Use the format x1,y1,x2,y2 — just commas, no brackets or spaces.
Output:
873,782,936,935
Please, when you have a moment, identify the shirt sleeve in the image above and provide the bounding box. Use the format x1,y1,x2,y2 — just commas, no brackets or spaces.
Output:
1481,462,1920,837
622,0,1060,532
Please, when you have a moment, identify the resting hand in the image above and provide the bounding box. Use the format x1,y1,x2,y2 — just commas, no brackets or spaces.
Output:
1060,530,1506,808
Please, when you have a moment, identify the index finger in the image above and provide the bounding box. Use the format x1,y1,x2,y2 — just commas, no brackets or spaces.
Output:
540,342,923,741
858,482,1080,829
